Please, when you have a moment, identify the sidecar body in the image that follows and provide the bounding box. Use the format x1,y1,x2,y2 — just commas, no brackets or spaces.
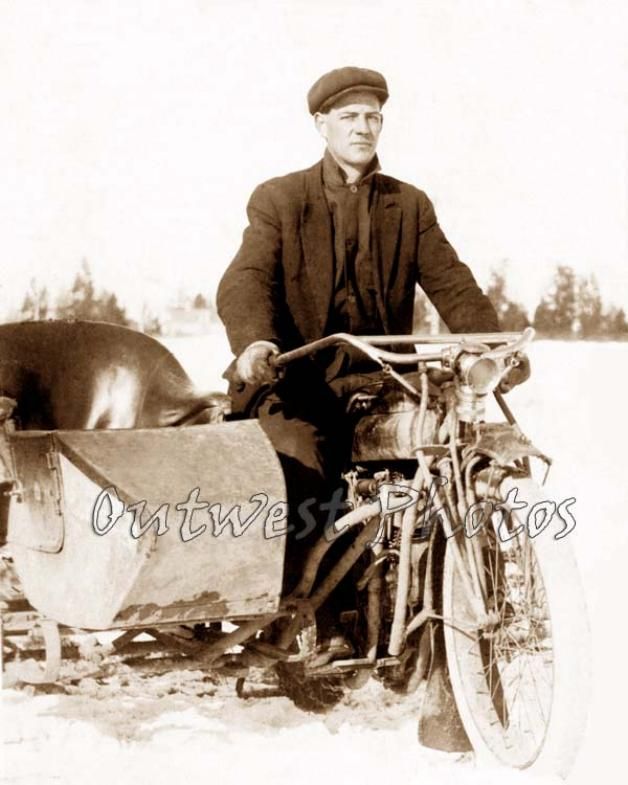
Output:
5,421,287,630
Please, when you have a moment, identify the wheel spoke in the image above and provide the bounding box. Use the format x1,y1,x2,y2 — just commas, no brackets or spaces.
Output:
445,496,556,765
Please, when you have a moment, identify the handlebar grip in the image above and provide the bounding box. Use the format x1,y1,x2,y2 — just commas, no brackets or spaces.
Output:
230,352,282,391
481,327,535,361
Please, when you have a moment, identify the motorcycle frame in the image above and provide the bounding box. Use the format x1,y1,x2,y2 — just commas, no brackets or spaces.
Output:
2,329,547,684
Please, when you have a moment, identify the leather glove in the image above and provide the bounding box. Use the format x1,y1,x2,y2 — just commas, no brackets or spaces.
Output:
235,341,280,385
498,353,531,394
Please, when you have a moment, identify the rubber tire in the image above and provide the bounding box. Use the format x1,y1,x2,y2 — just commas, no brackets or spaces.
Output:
442,475,591,776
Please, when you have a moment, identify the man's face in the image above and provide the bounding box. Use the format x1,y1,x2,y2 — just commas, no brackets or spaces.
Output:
315,91,383,170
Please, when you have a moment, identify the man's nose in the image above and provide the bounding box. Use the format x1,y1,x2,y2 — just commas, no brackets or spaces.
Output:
354,115,371,134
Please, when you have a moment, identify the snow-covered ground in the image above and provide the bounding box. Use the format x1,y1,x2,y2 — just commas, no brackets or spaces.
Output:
2,335,626,785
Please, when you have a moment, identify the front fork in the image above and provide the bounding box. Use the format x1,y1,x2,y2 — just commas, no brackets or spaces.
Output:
389,414,501,652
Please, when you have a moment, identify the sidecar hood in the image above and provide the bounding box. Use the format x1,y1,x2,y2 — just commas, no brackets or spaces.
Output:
7,421,287,630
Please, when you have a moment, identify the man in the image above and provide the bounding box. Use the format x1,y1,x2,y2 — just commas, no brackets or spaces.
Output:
217,66,527,621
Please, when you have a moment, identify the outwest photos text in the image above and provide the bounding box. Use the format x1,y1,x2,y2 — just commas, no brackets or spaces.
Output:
91,482,577,544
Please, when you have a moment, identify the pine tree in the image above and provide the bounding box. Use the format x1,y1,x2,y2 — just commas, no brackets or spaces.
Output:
533,265,578,337
56,260,130,326
577,275,603,338
602,306,628,339
100,293,128,326
19,279,50,321
192,293,209,309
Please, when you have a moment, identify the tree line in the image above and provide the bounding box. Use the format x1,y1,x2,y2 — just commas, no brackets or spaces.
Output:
414,263,628,339
18,261,210,337
18,260,628,340
20,261,130,326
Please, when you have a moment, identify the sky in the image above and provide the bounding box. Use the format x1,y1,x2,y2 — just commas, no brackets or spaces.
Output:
1,0,626,322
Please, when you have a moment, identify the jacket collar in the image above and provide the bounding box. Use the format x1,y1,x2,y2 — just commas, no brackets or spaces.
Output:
321,148,381,188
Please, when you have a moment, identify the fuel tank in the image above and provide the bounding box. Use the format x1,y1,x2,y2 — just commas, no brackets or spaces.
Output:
351,386,439,461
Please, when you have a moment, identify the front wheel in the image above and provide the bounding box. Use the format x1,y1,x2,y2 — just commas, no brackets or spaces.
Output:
442,475,590,775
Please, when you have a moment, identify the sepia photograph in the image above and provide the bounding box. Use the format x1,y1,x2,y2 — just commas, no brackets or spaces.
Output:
1,1,626,783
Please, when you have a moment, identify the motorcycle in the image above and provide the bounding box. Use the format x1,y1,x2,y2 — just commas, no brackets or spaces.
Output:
0,324,590,777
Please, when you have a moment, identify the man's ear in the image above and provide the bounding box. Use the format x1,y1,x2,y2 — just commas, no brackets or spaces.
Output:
314,112,328,140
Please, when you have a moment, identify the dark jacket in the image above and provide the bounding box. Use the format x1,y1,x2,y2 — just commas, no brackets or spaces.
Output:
217,159,499,409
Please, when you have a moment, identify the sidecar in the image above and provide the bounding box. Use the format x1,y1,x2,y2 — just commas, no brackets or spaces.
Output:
2,419,287,632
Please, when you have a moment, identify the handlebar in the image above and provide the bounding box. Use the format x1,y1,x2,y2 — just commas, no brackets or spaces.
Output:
231,329,534,397
272,328,535,370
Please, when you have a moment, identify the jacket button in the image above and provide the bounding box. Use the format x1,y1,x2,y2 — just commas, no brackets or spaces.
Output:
349,185,358,193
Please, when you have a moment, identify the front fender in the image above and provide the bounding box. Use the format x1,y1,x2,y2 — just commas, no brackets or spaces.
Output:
464,422,551,467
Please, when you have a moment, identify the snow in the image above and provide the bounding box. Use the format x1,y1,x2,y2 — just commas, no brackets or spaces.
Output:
2,337,626,785
2,678,552,785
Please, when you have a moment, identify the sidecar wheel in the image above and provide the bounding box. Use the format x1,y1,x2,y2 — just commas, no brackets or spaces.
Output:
276,662,346,713
442,476,591,776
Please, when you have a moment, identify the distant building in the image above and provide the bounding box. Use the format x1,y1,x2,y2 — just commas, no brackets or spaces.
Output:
161,305,214,336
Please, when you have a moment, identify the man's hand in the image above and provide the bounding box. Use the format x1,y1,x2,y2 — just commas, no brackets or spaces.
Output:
235,341,280,386
498,353,531,394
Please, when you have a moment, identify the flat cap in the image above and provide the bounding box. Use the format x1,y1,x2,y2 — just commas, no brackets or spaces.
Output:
307,66,389,115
